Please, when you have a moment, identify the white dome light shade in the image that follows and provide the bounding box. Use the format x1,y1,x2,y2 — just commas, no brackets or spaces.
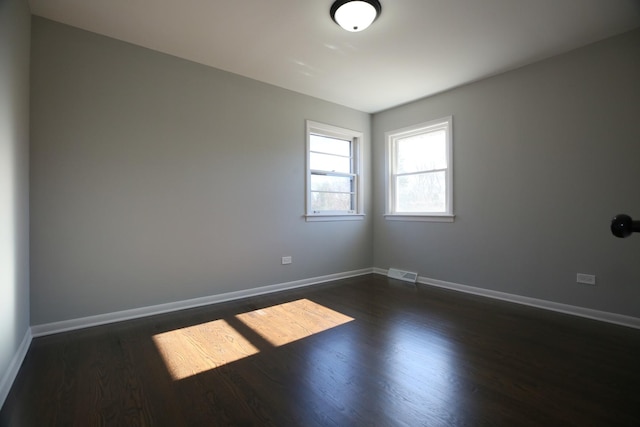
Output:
331,0,381,32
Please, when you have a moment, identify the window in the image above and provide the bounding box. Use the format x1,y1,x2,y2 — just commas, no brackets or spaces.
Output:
306,120,364,221
385,116,454,222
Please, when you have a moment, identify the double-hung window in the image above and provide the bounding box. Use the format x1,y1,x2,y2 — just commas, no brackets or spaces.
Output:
385,116,454,222
306,120,363,221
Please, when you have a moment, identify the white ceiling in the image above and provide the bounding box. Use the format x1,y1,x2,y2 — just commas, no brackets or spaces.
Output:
28,0,640,113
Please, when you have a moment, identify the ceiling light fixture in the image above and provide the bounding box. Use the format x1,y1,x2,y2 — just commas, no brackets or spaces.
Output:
330,0,382,32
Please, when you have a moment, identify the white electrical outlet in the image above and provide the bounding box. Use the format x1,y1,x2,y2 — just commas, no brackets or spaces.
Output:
282,256,292,265
576,273,596,285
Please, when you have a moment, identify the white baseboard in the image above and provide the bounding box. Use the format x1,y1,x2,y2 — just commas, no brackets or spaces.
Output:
31,268,373,337
373,268,640,329
0,327,32,409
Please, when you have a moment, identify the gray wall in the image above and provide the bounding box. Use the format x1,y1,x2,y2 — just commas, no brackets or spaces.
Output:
373,28,640,318
30,17,372,325
0,0,30,395
28,15,640,326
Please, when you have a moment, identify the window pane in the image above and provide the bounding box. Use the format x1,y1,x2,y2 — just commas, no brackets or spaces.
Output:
396,130,446,174
310,152,351,173
395,171,446,212
310,134,351,156
311,174,353,192
311,192,352,211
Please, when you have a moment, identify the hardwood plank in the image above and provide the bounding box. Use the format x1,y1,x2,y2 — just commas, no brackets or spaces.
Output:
2,274,640,426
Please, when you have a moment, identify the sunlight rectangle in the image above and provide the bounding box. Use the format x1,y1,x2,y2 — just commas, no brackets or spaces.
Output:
235,299,354,347
152,299,354,381
152,319,259,380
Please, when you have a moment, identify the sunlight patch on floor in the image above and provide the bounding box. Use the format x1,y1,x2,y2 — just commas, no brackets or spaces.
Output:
152,318,259,380
152,299,353,380
234,299,354,347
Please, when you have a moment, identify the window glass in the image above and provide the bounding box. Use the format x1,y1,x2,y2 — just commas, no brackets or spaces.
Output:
310,175,353,193
396,130,447,173
310,134,351,156
396,171,446,212
309,152,351,173
311,193,353,212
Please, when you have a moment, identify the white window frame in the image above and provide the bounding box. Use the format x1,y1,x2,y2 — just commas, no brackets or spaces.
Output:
305,120,364,222
385,116,454,222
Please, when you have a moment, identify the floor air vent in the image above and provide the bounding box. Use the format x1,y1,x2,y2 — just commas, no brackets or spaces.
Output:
387,268,418,284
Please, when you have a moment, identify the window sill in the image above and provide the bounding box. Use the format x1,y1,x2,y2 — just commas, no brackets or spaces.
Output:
305,214,365,222
384,214,455,223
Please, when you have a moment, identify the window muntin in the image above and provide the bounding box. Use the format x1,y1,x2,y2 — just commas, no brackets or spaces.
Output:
306,121,363,220
386,117,453,221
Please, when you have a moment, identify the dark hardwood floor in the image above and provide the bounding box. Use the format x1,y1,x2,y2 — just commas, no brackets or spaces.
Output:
2,274,640,426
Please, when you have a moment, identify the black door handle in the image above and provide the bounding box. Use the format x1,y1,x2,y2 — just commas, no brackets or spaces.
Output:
611,214,640,238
